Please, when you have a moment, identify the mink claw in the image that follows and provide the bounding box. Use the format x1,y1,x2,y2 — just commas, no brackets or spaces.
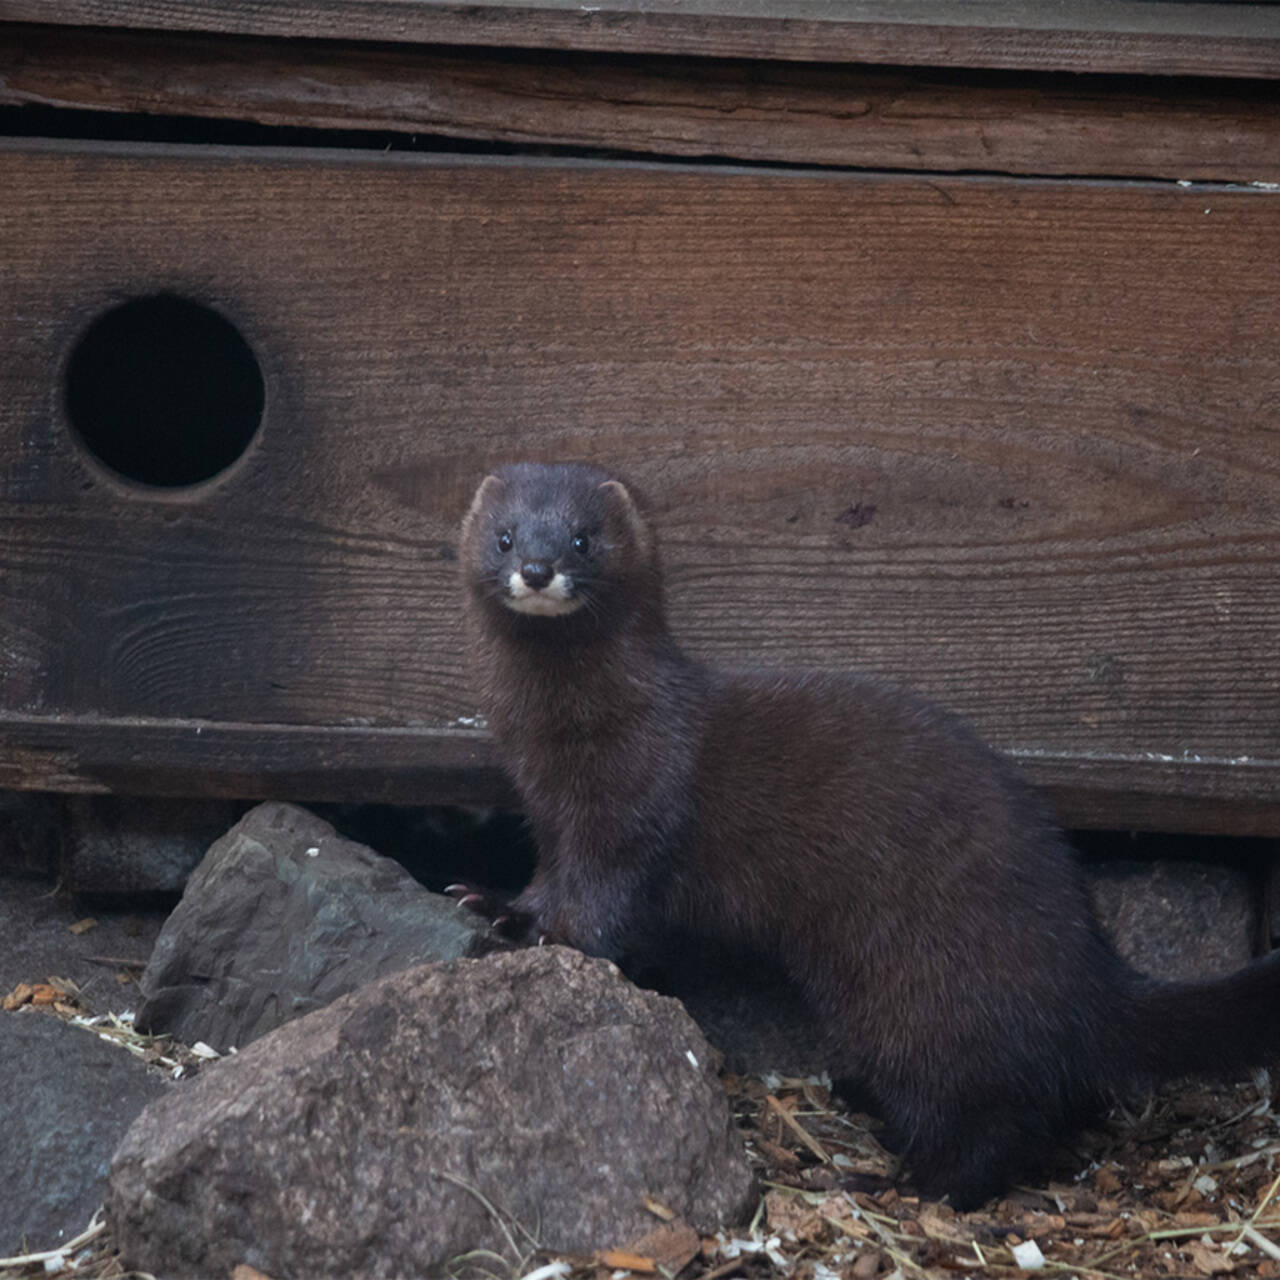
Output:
443,881,526,938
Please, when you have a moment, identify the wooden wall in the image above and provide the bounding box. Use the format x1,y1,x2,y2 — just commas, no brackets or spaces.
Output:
1,3,1278,832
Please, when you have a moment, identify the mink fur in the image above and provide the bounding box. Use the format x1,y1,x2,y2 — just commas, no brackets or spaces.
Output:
459,460,1280,1209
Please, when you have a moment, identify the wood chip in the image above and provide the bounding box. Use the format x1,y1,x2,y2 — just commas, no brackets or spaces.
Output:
623,1222,699,1272
766,1093,831,1163
2,982,34,1011
68,917,97,935
698,1259,744,1280
643,1196,676,1221
756,1136,802,1169
852,1249,882,1279
30,983,60,1005
596,1249,656,1272
1175,1212,1223,1228
1187,1239,1235,1275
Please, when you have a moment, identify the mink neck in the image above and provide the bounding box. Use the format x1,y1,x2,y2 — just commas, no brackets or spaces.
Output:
470,589,690,747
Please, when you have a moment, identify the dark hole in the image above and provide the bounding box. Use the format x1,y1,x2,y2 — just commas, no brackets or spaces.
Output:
64,294,264,488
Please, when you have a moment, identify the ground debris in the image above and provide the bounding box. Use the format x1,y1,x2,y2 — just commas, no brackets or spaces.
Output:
9,1056,1280,1278
524,1069,1280,1280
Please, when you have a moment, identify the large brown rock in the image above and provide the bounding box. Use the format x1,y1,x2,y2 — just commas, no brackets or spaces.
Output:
110,947,755,1279
137,801,498,1051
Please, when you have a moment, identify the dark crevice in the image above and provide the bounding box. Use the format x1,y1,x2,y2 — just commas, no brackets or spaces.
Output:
0,102,1252,189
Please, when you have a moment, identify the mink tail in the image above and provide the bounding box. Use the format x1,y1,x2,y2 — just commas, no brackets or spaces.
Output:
1125,949,1280,1084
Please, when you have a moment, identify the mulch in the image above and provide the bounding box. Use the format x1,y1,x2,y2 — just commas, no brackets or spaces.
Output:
707,1070,1280,1280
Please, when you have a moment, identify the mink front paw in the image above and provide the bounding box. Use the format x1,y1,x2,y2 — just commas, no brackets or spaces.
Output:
444,882,535,942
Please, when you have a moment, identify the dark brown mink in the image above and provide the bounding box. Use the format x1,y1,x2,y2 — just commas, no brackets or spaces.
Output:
458,459,1280,1210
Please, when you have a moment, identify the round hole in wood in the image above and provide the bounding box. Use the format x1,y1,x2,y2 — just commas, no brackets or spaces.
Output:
64,294,265,489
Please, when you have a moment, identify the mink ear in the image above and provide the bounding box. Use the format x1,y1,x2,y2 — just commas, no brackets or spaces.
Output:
597,478,651,558
461,474,503,536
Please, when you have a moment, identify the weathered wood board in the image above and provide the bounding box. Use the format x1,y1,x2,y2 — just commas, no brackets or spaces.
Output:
5,1,1280,78
2,139,1278,830
6,25,1280,183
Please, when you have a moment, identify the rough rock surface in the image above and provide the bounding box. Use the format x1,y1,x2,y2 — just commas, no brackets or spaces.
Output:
1088,859,1257,981
110,947,755,1279
137,801,498,1051
1,1012,169,1255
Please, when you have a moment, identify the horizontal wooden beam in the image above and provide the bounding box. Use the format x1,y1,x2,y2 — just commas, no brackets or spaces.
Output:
1,2,1278,79
4,26,1279,182
0,713,514,807
4,713,1279,836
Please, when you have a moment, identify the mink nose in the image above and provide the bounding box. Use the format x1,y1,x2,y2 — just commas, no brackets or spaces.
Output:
520,561,554,590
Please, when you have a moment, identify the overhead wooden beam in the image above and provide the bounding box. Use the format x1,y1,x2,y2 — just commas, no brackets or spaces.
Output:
1,1,1278,79
4,26,1279,182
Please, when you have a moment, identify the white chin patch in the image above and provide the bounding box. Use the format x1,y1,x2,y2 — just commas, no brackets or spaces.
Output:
504,570,584,617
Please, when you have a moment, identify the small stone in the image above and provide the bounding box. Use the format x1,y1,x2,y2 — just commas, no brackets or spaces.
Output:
1011,1239,1045,1269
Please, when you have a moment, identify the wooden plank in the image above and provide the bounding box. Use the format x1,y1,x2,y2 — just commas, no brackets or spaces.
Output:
2,713,1278,837
0,714,512,806
1,140,1279,831
5,25,1280,183
2,2,1279,79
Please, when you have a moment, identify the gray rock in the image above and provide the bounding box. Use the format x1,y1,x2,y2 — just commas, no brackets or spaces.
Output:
110,948,755,1279
137,801,498,1052
1088,859,1257,981
59,794,247,895
1,1012,169,1254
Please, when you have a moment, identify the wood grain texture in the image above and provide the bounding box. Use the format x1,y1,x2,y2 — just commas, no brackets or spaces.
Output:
0,714,512,806
2,1,1279,78
5,25,1280,183
1,140,1278,829
2,713,1277,838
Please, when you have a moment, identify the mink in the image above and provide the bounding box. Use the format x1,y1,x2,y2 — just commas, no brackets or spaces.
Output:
458,459,1280,1209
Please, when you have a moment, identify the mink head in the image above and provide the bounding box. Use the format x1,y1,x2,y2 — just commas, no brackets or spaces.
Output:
460,461,660,630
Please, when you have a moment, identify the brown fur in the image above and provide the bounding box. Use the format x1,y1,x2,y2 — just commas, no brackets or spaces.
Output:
460,460,1280,1208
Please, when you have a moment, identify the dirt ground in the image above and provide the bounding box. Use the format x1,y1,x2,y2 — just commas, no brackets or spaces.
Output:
5,870,1280,1280
0,875,168,1005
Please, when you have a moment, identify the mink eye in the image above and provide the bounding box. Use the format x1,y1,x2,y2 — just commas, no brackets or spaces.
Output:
496,531,513,553
571,532,590,554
